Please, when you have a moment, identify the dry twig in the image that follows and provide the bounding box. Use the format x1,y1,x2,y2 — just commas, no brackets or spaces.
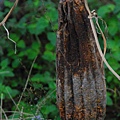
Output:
0,0,19,26
84,0,120,80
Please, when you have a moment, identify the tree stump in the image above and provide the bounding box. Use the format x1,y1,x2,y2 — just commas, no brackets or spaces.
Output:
56,0,106,119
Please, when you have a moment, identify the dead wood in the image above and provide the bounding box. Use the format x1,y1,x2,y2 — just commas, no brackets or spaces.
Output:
56,0,106,119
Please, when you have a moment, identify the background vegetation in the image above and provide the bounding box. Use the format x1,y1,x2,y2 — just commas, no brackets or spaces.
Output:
0,0,120,119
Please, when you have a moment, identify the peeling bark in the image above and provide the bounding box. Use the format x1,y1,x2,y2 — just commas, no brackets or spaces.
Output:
56,0,106,119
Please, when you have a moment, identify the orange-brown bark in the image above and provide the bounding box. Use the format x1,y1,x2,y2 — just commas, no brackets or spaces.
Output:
56,0,106,119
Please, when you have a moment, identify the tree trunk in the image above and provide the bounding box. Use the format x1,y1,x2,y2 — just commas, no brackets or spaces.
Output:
56,0,106,119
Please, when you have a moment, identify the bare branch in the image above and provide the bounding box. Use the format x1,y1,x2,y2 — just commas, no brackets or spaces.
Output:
0,0,19,26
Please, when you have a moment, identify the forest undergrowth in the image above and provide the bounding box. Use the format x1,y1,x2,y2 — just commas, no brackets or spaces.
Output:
0,0,120,120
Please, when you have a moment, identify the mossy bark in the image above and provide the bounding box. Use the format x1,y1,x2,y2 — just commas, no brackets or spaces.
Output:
56,0,106,119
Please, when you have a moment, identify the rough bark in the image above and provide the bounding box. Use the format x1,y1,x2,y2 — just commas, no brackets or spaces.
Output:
56,0,106,119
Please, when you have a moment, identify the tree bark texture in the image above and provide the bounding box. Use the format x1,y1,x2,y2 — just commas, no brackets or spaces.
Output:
56,0,106,120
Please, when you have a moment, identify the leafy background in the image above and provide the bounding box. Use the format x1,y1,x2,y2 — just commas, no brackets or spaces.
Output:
0,0,120,119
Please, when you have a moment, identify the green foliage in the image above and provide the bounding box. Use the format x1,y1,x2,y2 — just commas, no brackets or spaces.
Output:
98,4,115,17
0,0,120,119
107,92,113,106
0,0,58,119
96,0,120,119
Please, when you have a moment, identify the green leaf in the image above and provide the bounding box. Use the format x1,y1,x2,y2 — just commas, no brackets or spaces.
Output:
36,17,49,35
3,71,14,77
33,0,40,7
41,104,57,115
107,39,119,51
17,40,26,48
45,7,58,22
47,32,56,46
4,1,13,8
31,74,41,82
27,17,49,35
52,23,58,31
0,84,5,93
12,59,20,68
117,13,120,19
113,52,120,60
10,33,20,42
31,42,40,51
108,58,119,70
5,86,19,97
107,93,113,106
42,51,55,62
26,48,39,60
45,43,55,51
27,23,37,34
106,75,113,83
98,4,115,17
33,63,42,70
48,81,56,89
1,59,9,69
32,83,43,89
0,12,4,18
31,72,53,83
113,0,120,13
18,51,25,57
0,70,10,75
0,67,14,77
108,18,118,36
